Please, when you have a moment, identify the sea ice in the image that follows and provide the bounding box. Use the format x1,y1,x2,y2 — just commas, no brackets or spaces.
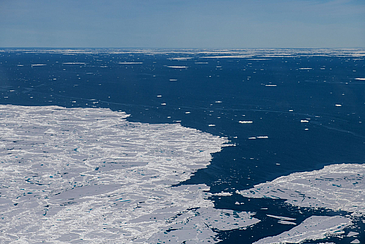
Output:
238,163,365,214
0,105,257,243
254,216,351,244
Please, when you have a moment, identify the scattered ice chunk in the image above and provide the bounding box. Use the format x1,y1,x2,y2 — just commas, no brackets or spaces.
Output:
299,67,312,70
169,78,178,82
157,94,162,98
31,64,46,67
215,101,222,104
208,124,216,127
248,137,257,140
185,111,191,114
212,192,233,197
265,84,277,87
335,104,342,107
17,64,24,67
301,119,309,123
351,239,361,243
161,103,166,106
278,220,297,225
254,216,351,244
256,136,269,139
168,57,192,61
239,120,253,124
118,62,143,65
266,214,296,221
166,66,188,69
355,78,365,81
62,62,86,65
347,231,359,237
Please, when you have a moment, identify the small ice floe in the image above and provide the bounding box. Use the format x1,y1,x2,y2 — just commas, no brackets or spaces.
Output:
265,84,277,87
166,66,188,69
278,220,297,225
355,78,365,81
256,136,269,139
301,119,309,123
212,192,233,197
351,239,361,244
169,79,178,82
62,62,86,65
254,216,351,244
215,100,222,104
289,109,294,112
31,64,46,67
185,111,191,114
248,137,257,140
208,124,216,127
161,103,166,106
347,231,359,237
299,67,312,70
118,62,143,65
168,57,192,61
335,104,342,107
239,120,253,124
17,64,24,67
267,214,296,225
157,94,162,98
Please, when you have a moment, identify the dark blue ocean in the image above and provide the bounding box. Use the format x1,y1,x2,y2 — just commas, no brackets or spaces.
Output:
1,49,365,243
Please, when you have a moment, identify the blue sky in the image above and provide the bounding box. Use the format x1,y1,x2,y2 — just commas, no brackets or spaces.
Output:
0,0,364,48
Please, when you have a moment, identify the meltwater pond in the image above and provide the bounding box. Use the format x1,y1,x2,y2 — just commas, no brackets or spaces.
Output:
0,48,365,243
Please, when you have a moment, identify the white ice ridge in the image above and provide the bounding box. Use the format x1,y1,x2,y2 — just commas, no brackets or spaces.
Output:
238,163,365,214
0,105,258,243
254,216,352,244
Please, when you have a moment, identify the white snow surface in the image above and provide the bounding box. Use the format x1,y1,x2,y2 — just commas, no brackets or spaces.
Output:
0,105,259,243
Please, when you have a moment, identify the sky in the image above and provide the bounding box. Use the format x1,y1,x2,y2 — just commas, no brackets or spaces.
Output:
0,0,364,48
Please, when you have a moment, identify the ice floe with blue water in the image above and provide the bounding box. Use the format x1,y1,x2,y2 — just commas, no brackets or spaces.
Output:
254,216,352,244
238,163,365,243
0,105,259,243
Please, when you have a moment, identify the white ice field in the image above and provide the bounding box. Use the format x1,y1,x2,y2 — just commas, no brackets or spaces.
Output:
0,105,258,243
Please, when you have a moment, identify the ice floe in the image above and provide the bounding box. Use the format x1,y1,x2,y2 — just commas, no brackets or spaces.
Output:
238,163,365,214
166,65,188,69
118,62,143,65
31,63,47,67
239,120,253,124
254,216,352,244
62,62,86,65
0,105,259,243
